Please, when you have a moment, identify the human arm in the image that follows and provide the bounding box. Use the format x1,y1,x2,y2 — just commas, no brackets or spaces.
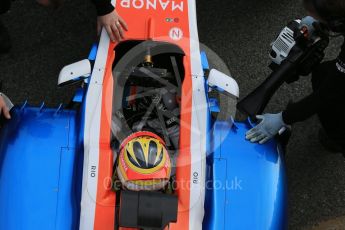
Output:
91,0,128,42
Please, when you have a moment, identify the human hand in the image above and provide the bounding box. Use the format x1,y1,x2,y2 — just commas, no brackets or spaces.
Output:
0,94,11,119
97,10,128,42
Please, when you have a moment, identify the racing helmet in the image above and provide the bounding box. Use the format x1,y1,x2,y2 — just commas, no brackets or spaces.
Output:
117,131,171,191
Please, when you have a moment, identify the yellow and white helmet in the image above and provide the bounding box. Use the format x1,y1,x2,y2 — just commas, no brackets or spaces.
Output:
117,131,172,191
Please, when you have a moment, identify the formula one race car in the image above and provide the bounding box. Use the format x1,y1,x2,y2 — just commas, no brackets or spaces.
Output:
0,0,287,229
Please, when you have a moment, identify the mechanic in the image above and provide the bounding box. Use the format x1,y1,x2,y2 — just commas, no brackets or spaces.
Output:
246,0,345,154
0,0,127,54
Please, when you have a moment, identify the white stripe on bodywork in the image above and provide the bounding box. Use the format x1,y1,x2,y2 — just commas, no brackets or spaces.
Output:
187,0,207,229
79,28,111,230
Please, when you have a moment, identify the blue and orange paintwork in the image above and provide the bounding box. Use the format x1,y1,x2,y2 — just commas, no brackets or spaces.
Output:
0,46,287,230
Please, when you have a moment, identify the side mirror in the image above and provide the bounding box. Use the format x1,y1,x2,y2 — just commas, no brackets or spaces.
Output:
208,69,239,98
58,59,91,86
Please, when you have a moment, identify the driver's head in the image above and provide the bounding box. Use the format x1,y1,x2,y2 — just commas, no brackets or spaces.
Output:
303,0,345,33
117,131,171,191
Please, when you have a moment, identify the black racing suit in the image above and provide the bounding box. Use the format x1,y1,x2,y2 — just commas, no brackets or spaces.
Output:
282,40,345,150
91,0,114,16
0,1,114,16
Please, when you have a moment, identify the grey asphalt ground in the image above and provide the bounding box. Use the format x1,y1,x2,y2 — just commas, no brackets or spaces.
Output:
1,0,345,229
